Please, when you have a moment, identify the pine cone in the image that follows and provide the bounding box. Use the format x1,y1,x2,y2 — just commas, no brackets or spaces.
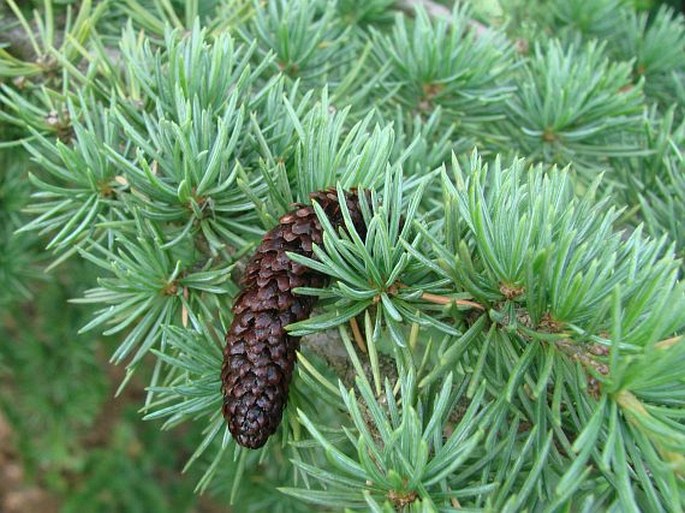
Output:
221,189,366,449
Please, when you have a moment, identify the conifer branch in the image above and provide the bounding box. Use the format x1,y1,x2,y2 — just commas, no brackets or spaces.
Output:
1,0,684,510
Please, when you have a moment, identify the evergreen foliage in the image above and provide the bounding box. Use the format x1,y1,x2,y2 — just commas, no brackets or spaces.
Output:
1,0,684,511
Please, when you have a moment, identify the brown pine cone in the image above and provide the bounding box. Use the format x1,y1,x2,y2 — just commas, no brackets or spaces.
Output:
221,189,366,449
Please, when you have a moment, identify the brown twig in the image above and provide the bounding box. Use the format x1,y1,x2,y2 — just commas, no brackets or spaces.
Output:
655,335,682,350
421,292,485,311
395,0,491,37
349,317,367,353
300,328,398,390
553,339,609,377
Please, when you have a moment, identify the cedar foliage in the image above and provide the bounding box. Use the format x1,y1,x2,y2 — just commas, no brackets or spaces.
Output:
0,0,684,511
